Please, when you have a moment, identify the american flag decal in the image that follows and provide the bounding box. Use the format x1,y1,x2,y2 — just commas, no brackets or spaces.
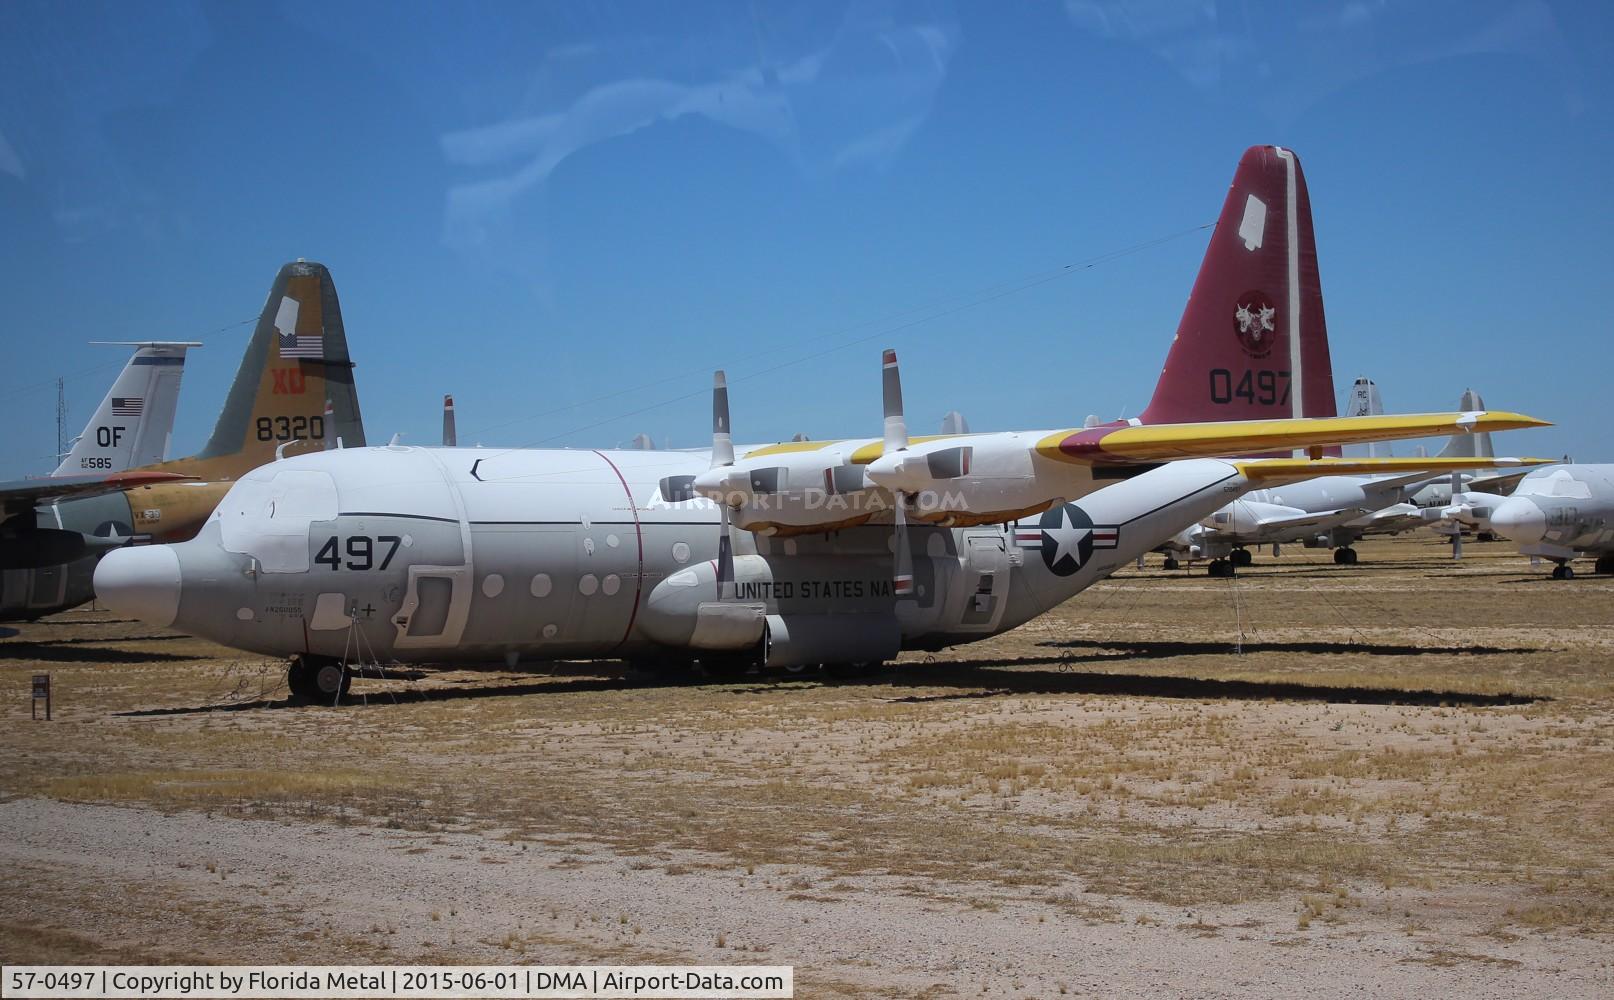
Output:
111,397,144,416
273,295,322,360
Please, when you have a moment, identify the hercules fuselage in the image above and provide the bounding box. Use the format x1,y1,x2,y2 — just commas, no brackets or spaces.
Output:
96,444,1249,666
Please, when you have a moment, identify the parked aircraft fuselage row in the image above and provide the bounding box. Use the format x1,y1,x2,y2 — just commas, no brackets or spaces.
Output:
88,146,1556,700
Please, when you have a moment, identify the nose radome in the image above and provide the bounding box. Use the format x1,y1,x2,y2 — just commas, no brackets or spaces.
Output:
94,545,182,627
1489,497,1546,543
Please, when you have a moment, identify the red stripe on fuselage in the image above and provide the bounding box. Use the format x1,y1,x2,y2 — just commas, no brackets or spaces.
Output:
592,450,645,650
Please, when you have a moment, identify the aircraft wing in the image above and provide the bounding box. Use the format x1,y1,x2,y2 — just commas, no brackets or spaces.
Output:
1464,468,1536,496
1197,504,1372,546
0,470,197,520
1036,412,1549,465
1250,506,1370,534
1231,455,1554,484
1350,502,1426,535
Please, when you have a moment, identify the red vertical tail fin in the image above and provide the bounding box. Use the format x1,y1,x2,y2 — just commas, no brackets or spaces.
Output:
1141,146,1335,425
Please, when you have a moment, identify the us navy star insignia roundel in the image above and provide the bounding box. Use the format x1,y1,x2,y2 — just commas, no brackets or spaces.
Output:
1013,503,1121,576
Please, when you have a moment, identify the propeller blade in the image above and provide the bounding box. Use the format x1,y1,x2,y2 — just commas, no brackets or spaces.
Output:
717,501,735,600
882,349,908,455
711,370,734,469
893,491,914,597
709,369,737,600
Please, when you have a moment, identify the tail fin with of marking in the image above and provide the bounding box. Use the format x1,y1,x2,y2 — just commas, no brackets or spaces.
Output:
168,261,365,478
54,342,196,476
1141,146,1335,425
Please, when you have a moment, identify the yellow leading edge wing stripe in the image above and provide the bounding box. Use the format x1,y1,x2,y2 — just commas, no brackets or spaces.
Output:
1034,411,1551,464
1234,456,1556,481
745,434,968,463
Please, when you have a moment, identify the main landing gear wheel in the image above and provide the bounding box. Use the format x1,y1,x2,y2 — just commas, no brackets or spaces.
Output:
627,656,697,684
1230,548,1254,568
699,653,755,681
1551,564,1575,580
1596,556,1614,576
1206,559,1234,578
824,661,883,680
1162,556,1181,571
1332,547,1359,565
287,655,350,704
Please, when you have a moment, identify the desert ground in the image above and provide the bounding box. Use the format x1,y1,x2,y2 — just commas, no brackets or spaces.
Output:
1,536,1611,998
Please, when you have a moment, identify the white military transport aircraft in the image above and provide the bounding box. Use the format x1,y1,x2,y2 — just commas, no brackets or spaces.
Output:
93,146,1551,700
1488,465,1614,579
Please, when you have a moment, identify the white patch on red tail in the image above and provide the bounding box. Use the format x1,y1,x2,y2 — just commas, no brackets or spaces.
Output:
1238,194,1267,251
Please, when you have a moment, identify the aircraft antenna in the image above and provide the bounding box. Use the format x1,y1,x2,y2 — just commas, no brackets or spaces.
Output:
55,377,67,461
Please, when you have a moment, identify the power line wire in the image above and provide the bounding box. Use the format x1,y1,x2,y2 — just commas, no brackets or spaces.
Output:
471,221,1216,452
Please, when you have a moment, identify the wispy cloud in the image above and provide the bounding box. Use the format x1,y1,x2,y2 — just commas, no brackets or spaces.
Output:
1063,0,1581,120
438,5,959,293
0,129,24,180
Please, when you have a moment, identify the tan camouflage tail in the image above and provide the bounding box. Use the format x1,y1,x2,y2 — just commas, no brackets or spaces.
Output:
152,260,366,481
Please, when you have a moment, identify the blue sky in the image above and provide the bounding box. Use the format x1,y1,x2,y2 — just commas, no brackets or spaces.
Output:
1,0,1608,477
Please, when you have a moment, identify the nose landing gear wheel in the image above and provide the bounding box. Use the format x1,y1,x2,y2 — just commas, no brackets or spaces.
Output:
1332,547,1358,565
1551,564,1575,580
1162,556,1181,571
287,655,351,704
1230,548,1253,568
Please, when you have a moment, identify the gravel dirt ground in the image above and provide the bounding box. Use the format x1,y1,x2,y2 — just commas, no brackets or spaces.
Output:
1,536,1611,997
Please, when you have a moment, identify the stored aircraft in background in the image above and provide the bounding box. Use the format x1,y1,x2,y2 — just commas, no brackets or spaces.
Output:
1488,465,1614,579
0,261,365,621
51,341,198,477
93,146,1550,701
1160,388,1509,573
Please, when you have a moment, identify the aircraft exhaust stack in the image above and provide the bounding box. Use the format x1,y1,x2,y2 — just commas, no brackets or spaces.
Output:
442,394,457,447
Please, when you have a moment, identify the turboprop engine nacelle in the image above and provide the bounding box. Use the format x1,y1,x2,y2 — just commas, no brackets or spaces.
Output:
1421,491,1497,531
638,552,902,667
687,436,1049,536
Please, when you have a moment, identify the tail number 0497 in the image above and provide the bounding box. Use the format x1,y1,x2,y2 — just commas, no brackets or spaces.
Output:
315,535,401,571
1209,368,1290,406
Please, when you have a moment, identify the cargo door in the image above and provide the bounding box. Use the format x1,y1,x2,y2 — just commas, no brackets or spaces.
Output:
391,566,471,648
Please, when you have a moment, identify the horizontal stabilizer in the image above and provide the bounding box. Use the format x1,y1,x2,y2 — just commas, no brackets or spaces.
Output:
1038,412,1551,465
0,470,198,518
